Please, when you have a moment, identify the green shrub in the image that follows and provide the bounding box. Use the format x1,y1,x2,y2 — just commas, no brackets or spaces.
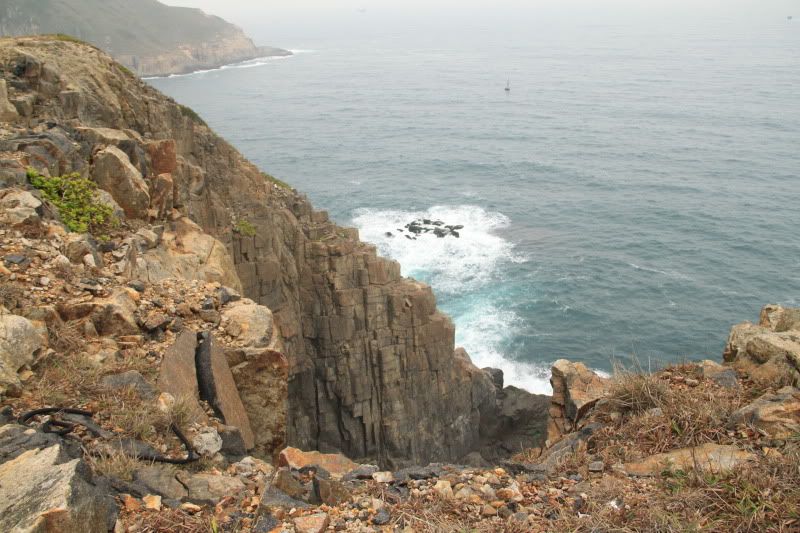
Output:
178,104,207,126
234,219,257,237
262,172,291,190
28,169,117,235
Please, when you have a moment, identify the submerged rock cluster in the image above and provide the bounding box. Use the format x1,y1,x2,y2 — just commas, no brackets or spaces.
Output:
389,219,464,240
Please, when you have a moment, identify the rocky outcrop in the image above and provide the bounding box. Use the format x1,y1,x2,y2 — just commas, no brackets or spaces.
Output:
728,386,800,438
0,0,291,77
723,304,800,386
547,360,610,445
0,429,110,533
0,37,518,468
0,310,43,397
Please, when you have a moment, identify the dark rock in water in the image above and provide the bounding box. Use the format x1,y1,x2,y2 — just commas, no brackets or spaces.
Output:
402,218,463,239
385,232,393,237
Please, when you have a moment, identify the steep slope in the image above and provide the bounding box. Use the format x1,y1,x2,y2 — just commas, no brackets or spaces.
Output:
0,36,547,468
0,0,290,76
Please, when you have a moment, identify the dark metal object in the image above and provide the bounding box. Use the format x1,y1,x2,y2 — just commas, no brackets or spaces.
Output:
17,407,198,464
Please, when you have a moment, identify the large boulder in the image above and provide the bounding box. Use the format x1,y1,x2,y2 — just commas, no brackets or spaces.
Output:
623,444,754,477
91,145,150,219
0,188,42,226
228,348,289,457
547,360,610,445
195,332,255,450
57,288,139,337
222,300,277,349
277,447,359,481
135,217,242,292
0,311,43,397
156,330,206,424
723,304,800,386
728,386,800,438
0,443,109,533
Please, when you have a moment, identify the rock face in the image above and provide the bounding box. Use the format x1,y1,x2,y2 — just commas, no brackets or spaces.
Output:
0,0,291,77
0,38,519,468
91,145,150,219
0,440,109,533
723,304,800,386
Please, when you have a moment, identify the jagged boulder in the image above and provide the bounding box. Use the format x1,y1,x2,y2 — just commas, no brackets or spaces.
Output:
728,386,800,438
91,145,150,219
0,188,42,226
723,304,800,386
547,360,610,445
228,348,289,457
222,299,277,349
57,288,139,337
0,443,109,533
196,332,255,450
278,448,359,481
623,443,755,477
135,217,242,292
156,330,206,424
0,311,43,397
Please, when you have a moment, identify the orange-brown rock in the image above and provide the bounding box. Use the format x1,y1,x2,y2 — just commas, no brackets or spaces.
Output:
277,447,358,480
547,360,610,444
624,443,754,477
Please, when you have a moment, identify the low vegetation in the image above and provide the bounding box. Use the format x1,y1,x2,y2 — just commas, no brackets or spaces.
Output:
262,171,291,190
234,219,257,237
27,168,117,235
178,104,207,127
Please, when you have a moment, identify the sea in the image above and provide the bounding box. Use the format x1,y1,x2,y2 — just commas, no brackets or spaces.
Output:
149,11,800,394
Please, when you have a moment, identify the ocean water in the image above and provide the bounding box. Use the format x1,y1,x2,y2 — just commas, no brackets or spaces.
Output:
149,16,800,393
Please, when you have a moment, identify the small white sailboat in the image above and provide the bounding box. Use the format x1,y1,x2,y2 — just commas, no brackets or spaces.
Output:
505,78,511,92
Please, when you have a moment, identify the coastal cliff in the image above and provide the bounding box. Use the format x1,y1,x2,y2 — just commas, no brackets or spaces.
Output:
2,37,797,533
0,0,290,77
0,36,543,469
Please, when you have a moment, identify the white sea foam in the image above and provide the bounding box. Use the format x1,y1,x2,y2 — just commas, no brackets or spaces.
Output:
352,205,551,392
454,302,554,394
143,55,292,80
352,205,522,293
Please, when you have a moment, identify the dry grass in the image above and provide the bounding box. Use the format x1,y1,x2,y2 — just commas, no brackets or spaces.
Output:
554,447,800,533
122,508,214,533
87,446,141,481
48,319,84,354
592,364,748,462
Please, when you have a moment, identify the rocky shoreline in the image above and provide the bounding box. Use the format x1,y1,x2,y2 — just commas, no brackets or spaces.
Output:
0,36,798,532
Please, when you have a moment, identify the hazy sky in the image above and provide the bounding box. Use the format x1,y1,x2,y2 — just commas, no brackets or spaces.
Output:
162,1,797,44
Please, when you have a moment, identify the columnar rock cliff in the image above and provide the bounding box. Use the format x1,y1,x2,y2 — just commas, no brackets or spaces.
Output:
0,37,543,467
0,0,290,77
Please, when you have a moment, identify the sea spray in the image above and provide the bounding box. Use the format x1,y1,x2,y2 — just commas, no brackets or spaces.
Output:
353,205,552,393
